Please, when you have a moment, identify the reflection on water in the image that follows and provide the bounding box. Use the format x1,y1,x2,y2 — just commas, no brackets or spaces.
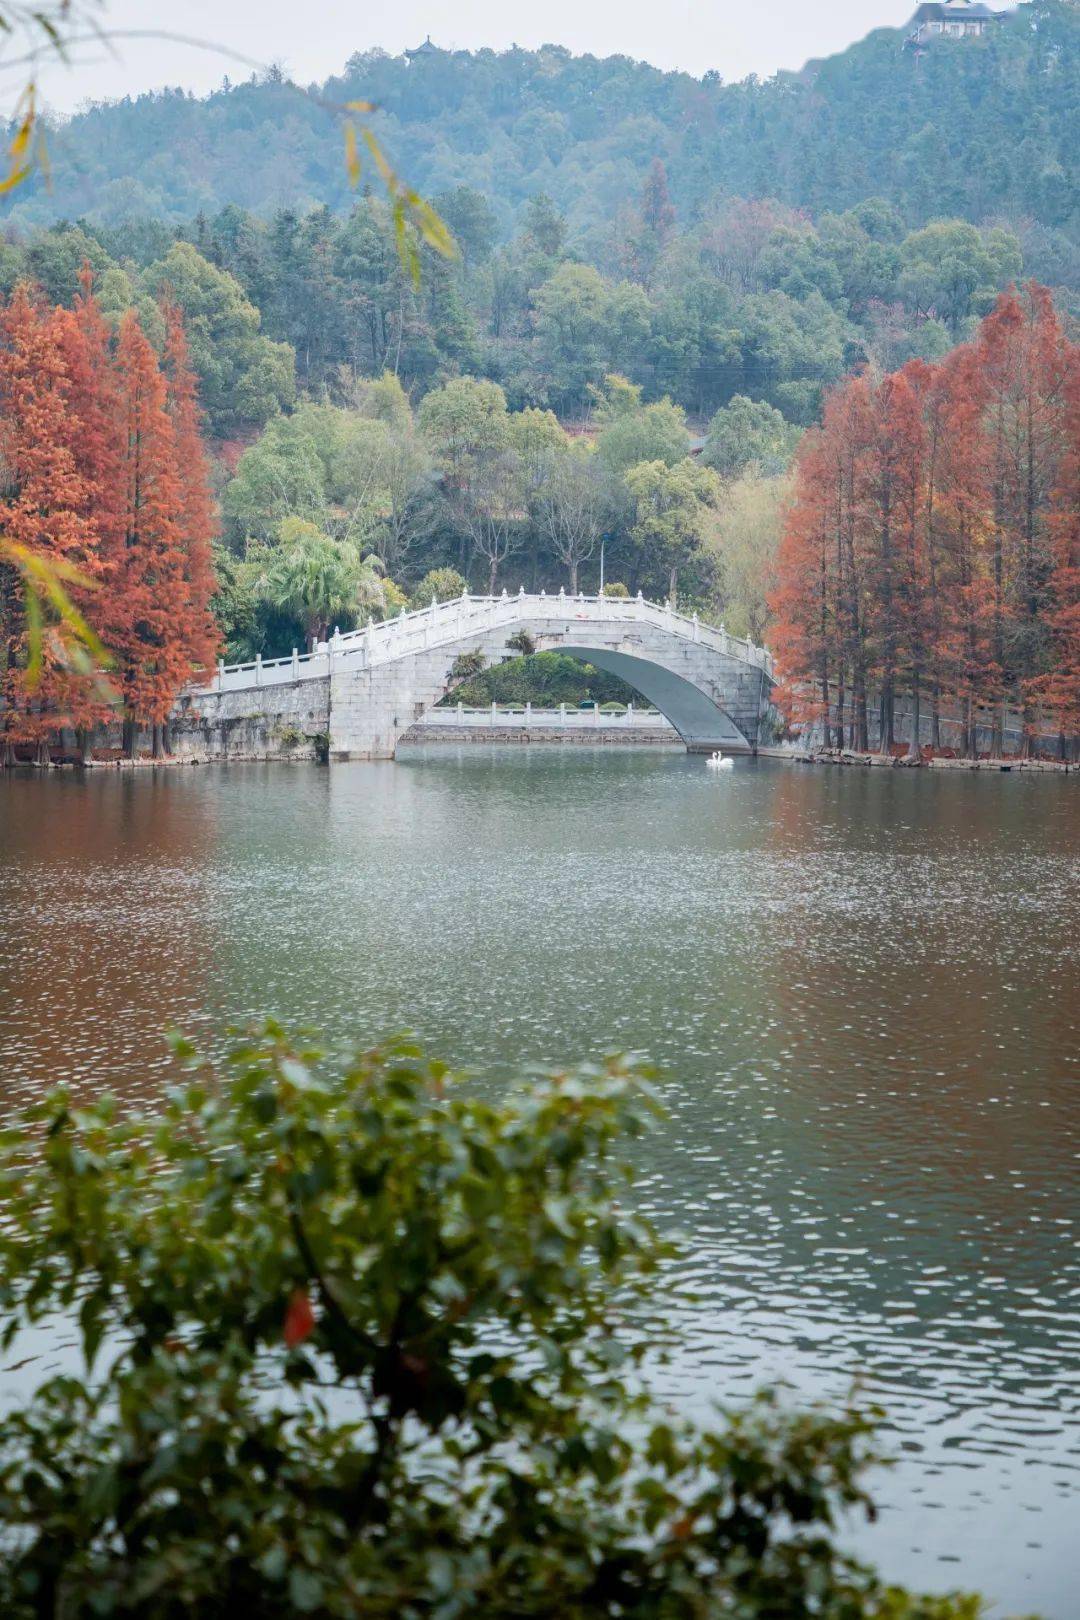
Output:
1,750,1077,1615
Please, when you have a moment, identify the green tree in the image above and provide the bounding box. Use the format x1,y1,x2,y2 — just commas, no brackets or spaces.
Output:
898,221,1023,336
703,466,793,642
701,395,801,480
536,443,611,592
0,1025,989,1619
522,191,567,256
432,185,498,265
223,403,431,574
358,370,414,432
209,544,265,661
257,517,385,645
364,427,436,578
596,398,689,477
508,405,569,492
460,449,525,593
588,372,643,422
334,200,408,377
624,456,722,603
417,375,510,488
731,289,851,423
141,242,295,435
408,566,468,609
223,416,329,547
23,225,113,305
532,262,616,414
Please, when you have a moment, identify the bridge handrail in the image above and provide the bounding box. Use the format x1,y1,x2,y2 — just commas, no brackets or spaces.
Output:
188,592,774,695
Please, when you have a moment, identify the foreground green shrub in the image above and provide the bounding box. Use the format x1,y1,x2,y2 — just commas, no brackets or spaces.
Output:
0,1028,989,1618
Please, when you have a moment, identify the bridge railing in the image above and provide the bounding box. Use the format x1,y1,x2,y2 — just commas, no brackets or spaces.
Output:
187,590,774,696
413,703,677,732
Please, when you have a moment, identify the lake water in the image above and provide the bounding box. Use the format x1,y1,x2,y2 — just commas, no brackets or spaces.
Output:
1,748,1077,1615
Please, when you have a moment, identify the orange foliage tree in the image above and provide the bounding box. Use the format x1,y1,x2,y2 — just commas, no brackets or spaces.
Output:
0,276,218,763
0,290,101,764
770,283,1080,760
163,304,219,681
1034,346,1080,746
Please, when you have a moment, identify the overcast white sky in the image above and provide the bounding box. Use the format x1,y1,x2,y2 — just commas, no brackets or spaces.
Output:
28,0,915,115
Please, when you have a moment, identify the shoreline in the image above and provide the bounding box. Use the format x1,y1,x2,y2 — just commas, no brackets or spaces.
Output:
4,743,1076,773
761,745,1076,774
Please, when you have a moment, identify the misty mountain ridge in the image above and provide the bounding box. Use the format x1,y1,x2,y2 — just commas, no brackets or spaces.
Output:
5,0,1075,243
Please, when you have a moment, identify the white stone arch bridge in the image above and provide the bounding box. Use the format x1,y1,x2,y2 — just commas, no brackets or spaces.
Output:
179,591,775,760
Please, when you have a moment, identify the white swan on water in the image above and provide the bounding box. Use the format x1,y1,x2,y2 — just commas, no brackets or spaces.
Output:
706,751,734,771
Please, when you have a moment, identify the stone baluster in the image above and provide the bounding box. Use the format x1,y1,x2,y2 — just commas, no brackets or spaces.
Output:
692,612,699,642
525,701,532,729
217,657,224,692
291,647,299,680
254,652,263,688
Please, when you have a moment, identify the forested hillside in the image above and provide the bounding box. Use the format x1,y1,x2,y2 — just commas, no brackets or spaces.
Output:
8,2,1078,242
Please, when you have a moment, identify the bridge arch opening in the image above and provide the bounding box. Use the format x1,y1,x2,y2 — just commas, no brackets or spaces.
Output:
551,644,749,750
436,648,639,711
424,640,754,753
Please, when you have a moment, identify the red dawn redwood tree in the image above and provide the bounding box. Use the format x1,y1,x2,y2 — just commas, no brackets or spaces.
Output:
163,302,218,683
1035,347,1080,753
112,312,192,755
971,284,1072,756
821,376,871,751
770,283,1079,759
851,368,928,755
0,289,100,764
50,279,129,760
0,279,218,763
769,425,842,744
886,365,933,759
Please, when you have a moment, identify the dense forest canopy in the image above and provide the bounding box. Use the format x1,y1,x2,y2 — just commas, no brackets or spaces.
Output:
0,189,1049,433
7,2,1078,242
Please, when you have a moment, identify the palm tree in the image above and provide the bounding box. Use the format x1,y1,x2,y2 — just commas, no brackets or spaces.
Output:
259,517,386,647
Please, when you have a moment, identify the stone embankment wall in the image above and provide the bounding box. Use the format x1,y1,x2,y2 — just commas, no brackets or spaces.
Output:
400,722,680,746
168,679,331,762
